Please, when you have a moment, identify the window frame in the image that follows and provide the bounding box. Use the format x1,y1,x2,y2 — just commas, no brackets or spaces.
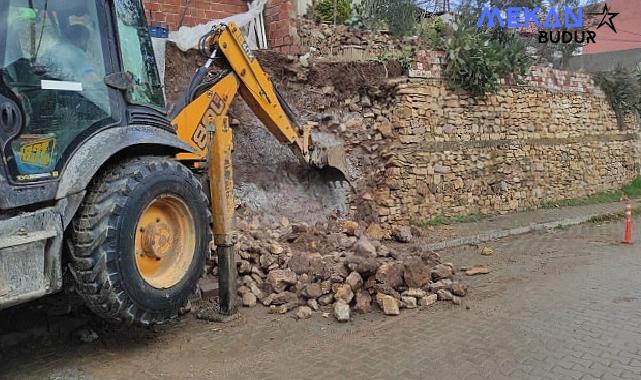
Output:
112,0,165,112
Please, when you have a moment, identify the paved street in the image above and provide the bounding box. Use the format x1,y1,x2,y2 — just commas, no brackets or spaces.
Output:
2,217,641,380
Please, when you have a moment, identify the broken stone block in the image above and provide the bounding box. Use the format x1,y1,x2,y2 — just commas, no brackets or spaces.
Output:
296,306,313,320
401,296,418,309
242,293,257,307
465,265,491,276
302,283,323,299
259,253,277,269
270,243,285,255
372,284,401,300
451,282,467,297
248,282,264,300
376,245,391,257
334,284,354,304
334,301,351,322
429,279,452,293
375,262,404,290
437,289,454,301
355,237,377,257
354,291,372,314
237,285,250,295
271,291,298,306
418,294,438,307
402,288,426,299
269,305,289,314
238,260,252,274
345,254,379,277
288,252,333,280
261,293,275,306
421,251,441,268
339,220,360,236
403,256,430,288
307,298,320,311
318,294,334,306
366,223,385,241
320,281,332,295
431,264,454,281
376,293,400,316
481,246,494,256
393,226,413,243
345,271,364,292
267,270,298,293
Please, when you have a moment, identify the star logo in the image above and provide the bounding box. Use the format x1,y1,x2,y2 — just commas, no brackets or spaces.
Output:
589,4,619,33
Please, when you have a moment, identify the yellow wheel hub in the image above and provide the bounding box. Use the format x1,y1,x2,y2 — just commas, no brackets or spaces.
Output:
134,195,196,289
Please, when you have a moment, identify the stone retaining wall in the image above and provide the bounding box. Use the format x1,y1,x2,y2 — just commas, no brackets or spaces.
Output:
371,79,640,228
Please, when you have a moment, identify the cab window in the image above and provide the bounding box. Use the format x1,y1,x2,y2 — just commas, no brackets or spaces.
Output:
114,0,165,111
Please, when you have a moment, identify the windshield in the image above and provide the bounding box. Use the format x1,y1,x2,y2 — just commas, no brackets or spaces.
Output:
114,0,165,110
0,0,115,181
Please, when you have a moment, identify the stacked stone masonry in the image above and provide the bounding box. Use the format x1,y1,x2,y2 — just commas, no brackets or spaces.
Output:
410,50,602,95
373,79,640,228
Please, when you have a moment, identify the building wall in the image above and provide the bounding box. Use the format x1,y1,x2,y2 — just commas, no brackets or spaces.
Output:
568,48,641,72
264,0,299,53
143,0,249,30
143,0,298,52
583,0,641,55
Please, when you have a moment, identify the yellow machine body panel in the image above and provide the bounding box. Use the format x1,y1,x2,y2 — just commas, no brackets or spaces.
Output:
173,73,240,161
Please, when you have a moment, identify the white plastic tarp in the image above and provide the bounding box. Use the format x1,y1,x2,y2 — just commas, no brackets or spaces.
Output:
169,0,268,52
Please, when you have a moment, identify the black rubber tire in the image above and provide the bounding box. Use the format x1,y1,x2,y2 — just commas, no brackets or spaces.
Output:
68,156,211,326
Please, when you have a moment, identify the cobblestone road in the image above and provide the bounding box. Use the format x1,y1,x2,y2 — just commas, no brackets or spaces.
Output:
2,218,641,380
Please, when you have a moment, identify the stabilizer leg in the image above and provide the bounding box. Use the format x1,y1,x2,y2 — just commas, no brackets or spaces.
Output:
208,116,238,316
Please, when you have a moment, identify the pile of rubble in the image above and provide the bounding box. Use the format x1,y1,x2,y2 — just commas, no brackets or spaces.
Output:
213,215,477,322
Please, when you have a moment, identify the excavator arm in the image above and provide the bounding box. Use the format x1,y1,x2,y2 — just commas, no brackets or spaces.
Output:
172,23,317,163
170,22,346,315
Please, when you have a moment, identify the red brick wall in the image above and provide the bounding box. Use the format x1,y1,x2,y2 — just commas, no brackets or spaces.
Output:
264,0,298,53
143,0,299,53
143,0,249,31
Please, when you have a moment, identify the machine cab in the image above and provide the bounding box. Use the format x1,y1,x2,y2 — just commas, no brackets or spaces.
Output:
0,0,164,187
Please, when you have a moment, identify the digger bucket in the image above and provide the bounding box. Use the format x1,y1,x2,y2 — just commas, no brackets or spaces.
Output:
308,133,350,184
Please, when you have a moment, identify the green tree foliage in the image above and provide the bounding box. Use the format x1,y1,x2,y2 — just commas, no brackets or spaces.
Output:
361,0,418,37
594,66,641,126
314,0,353,25
420,16,451,49
457,0,601,68
443,16,531,96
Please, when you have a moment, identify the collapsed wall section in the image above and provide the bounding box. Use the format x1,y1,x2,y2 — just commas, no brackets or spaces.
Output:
164,40,640,232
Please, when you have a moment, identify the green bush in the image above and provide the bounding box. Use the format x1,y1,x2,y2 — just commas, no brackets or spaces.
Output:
361,0,418,37
420,17,449,49
594,66,641,125
443,17,530,97
314,0,352,24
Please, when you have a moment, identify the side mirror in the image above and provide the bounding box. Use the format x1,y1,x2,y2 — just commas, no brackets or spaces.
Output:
104,71,135,91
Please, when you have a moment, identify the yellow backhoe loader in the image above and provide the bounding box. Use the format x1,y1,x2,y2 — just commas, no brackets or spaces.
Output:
0,0,346,325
